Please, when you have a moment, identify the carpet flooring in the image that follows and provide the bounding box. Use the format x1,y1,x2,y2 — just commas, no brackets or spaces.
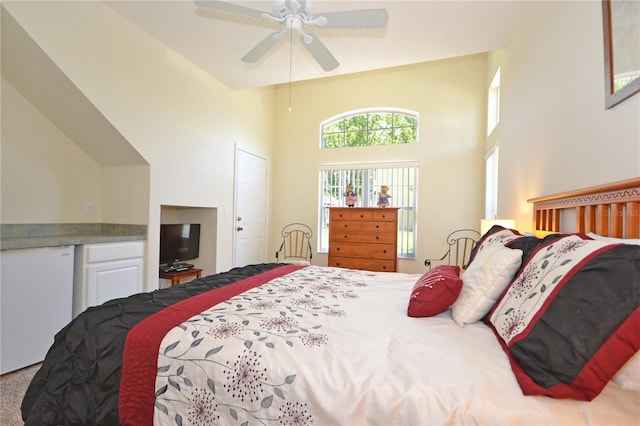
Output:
0,364,40,426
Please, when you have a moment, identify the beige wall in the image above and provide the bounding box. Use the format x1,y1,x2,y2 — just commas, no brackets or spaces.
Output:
3,1,276,289
1,78,106,223
494,1,640,231
271,55,488,274
4,1,638,284
103,166,150,225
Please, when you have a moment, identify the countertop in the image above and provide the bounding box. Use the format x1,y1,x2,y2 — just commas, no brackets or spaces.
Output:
1,223,146,250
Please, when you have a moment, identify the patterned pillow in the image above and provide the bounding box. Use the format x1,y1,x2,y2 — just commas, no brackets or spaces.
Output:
488,234,640,400
469,225,523,263
506,233,566,277
407,265,463,317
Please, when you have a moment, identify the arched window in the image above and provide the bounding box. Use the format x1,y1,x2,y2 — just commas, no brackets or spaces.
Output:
320,109,418,149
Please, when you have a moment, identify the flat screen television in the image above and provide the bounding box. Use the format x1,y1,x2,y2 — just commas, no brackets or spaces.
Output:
159,223,201,266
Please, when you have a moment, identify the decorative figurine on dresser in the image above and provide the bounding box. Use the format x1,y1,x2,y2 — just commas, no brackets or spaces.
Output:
344,183,357,207
377,185,391,207
328,206,399,272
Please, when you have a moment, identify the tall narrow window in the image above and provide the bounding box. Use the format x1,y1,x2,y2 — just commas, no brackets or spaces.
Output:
487,68,500,136
485,147,499,219
318,163,418,258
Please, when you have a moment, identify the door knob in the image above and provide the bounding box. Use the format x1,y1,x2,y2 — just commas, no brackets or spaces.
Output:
236,226,244,231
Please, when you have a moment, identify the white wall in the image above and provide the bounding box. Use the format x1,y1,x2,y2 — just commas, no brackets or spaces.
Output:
4,1,276,289
271,56,488,274
495,1,640,230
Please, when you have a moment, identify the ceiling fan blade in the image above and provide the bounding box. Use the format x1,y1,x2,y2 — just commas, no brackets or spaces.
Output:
194,0,268,20
241,32,282,63
302,34,339,71
319,9,389,28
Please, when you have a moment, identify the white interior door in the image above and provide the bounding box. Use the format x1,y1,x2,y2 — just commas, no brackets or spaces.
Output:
234,147,268,267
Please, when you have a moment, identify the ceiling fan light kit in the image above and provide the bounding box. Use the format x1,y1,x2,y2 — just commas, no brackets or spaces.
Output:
194,0,389,72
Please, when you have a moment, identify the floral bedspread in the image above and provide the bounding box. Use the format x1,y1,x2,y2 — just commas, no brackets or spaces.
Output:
121,263,640,426
152,265,374,425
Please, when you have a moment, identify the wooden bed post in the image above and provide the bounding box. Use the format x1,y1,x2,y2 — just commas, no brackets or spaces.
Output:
627,201,640,238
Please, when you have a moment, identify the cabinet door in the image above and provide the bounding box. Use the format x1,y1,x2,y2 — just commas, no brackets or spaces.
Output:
86,258,143,307
1,246,74,374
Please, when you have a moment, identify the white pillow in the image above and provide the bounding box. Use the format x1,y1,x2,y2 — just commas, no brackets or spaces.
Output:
451,244,523,327
586,232,640,246
613,351,640,391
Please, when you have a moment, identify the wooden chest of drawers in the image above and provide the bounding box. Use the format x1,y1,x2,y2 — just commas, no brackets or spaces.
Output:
328,207,399,272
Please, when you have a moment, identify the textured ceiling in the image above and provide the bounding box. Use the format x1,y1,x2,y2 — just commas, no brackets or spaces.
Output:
105,1,529,89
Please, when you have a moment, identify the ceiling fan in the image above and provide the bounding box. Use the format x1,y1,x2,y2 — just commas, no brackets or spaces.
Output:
194,0,389,72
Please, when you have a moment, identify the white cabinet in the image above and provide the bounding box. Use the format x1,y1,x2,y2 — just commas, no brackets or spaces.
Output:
73,241,144,317
1,246,74,374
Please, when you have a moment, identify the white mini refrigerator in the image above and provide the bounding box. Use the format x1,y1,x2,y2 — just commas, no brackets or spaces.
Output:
1,246,74,374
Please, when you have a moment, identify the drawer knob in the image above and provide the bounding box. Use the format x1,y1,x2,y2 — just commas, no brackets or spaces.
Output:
376,236,379,240
382,265,387,270
383,249,387,254
343,235,347,239
344,224,348,228
382,215,386,219
360,214,364,218
337,247,341,251
376,225,380,228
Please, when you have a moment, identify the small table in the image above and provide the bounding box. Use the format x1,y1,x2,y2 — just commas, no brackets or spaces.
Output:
159,268,203,286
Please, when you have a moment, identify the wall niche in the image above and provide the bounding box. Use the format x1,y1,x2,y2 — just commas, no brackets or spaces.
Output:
159,205,217,288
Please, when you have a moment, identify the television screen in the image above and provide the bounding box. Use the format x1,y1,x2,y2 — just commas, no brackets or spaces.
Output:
159,224,201,265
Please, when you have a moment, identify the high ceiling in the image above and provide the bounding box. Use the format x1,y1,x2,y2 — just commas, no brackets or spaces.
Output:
105,1,530,90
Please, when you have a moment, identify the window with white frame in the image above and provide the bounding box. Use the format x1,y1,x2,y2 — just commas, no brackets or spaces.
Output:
318,163,418,258
485,147,499,219
321,109,418,149
487,68,500,136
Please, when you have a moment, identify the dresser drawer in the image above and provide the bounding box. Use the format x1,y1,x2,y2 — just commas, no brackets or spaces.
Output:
361,221,396,234
371,210,397,221
330,243,395,259
361,233,395,244
330,209,373,221
327,257,396,272
330,231,362,243
330,221,363,233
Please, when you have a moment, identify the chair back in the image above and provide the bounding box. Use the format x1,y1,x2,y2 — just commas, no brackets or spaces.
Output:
276,223,313,264
424,228,480,270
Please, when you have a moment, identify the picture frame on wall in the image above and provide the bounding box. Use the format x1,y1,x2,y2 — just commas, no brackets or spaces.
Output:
602,0,640,108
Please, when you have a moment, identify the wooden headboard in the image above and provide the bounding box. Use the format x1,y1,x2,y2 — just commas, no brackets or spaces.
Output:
527,177,640,238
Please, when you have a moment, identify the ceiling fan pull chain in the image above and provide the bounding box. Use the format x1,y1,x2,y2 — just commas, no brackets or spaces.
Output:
288,28,293,114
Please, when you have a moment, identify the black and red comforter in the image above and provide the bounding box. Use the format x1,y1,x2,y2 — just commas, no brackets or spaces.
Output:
21,263,286,426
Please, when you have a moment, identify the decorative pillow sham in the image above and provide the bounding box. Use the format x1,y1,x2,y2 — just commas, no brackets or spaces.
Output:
505,233,566,276
408,265,462,317
451,244,523,327
469,225,523,264
489,234,640,400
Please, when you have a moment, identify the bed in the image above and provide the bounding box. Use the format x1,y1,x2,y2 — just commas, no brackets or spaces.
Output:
21,178,640,425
